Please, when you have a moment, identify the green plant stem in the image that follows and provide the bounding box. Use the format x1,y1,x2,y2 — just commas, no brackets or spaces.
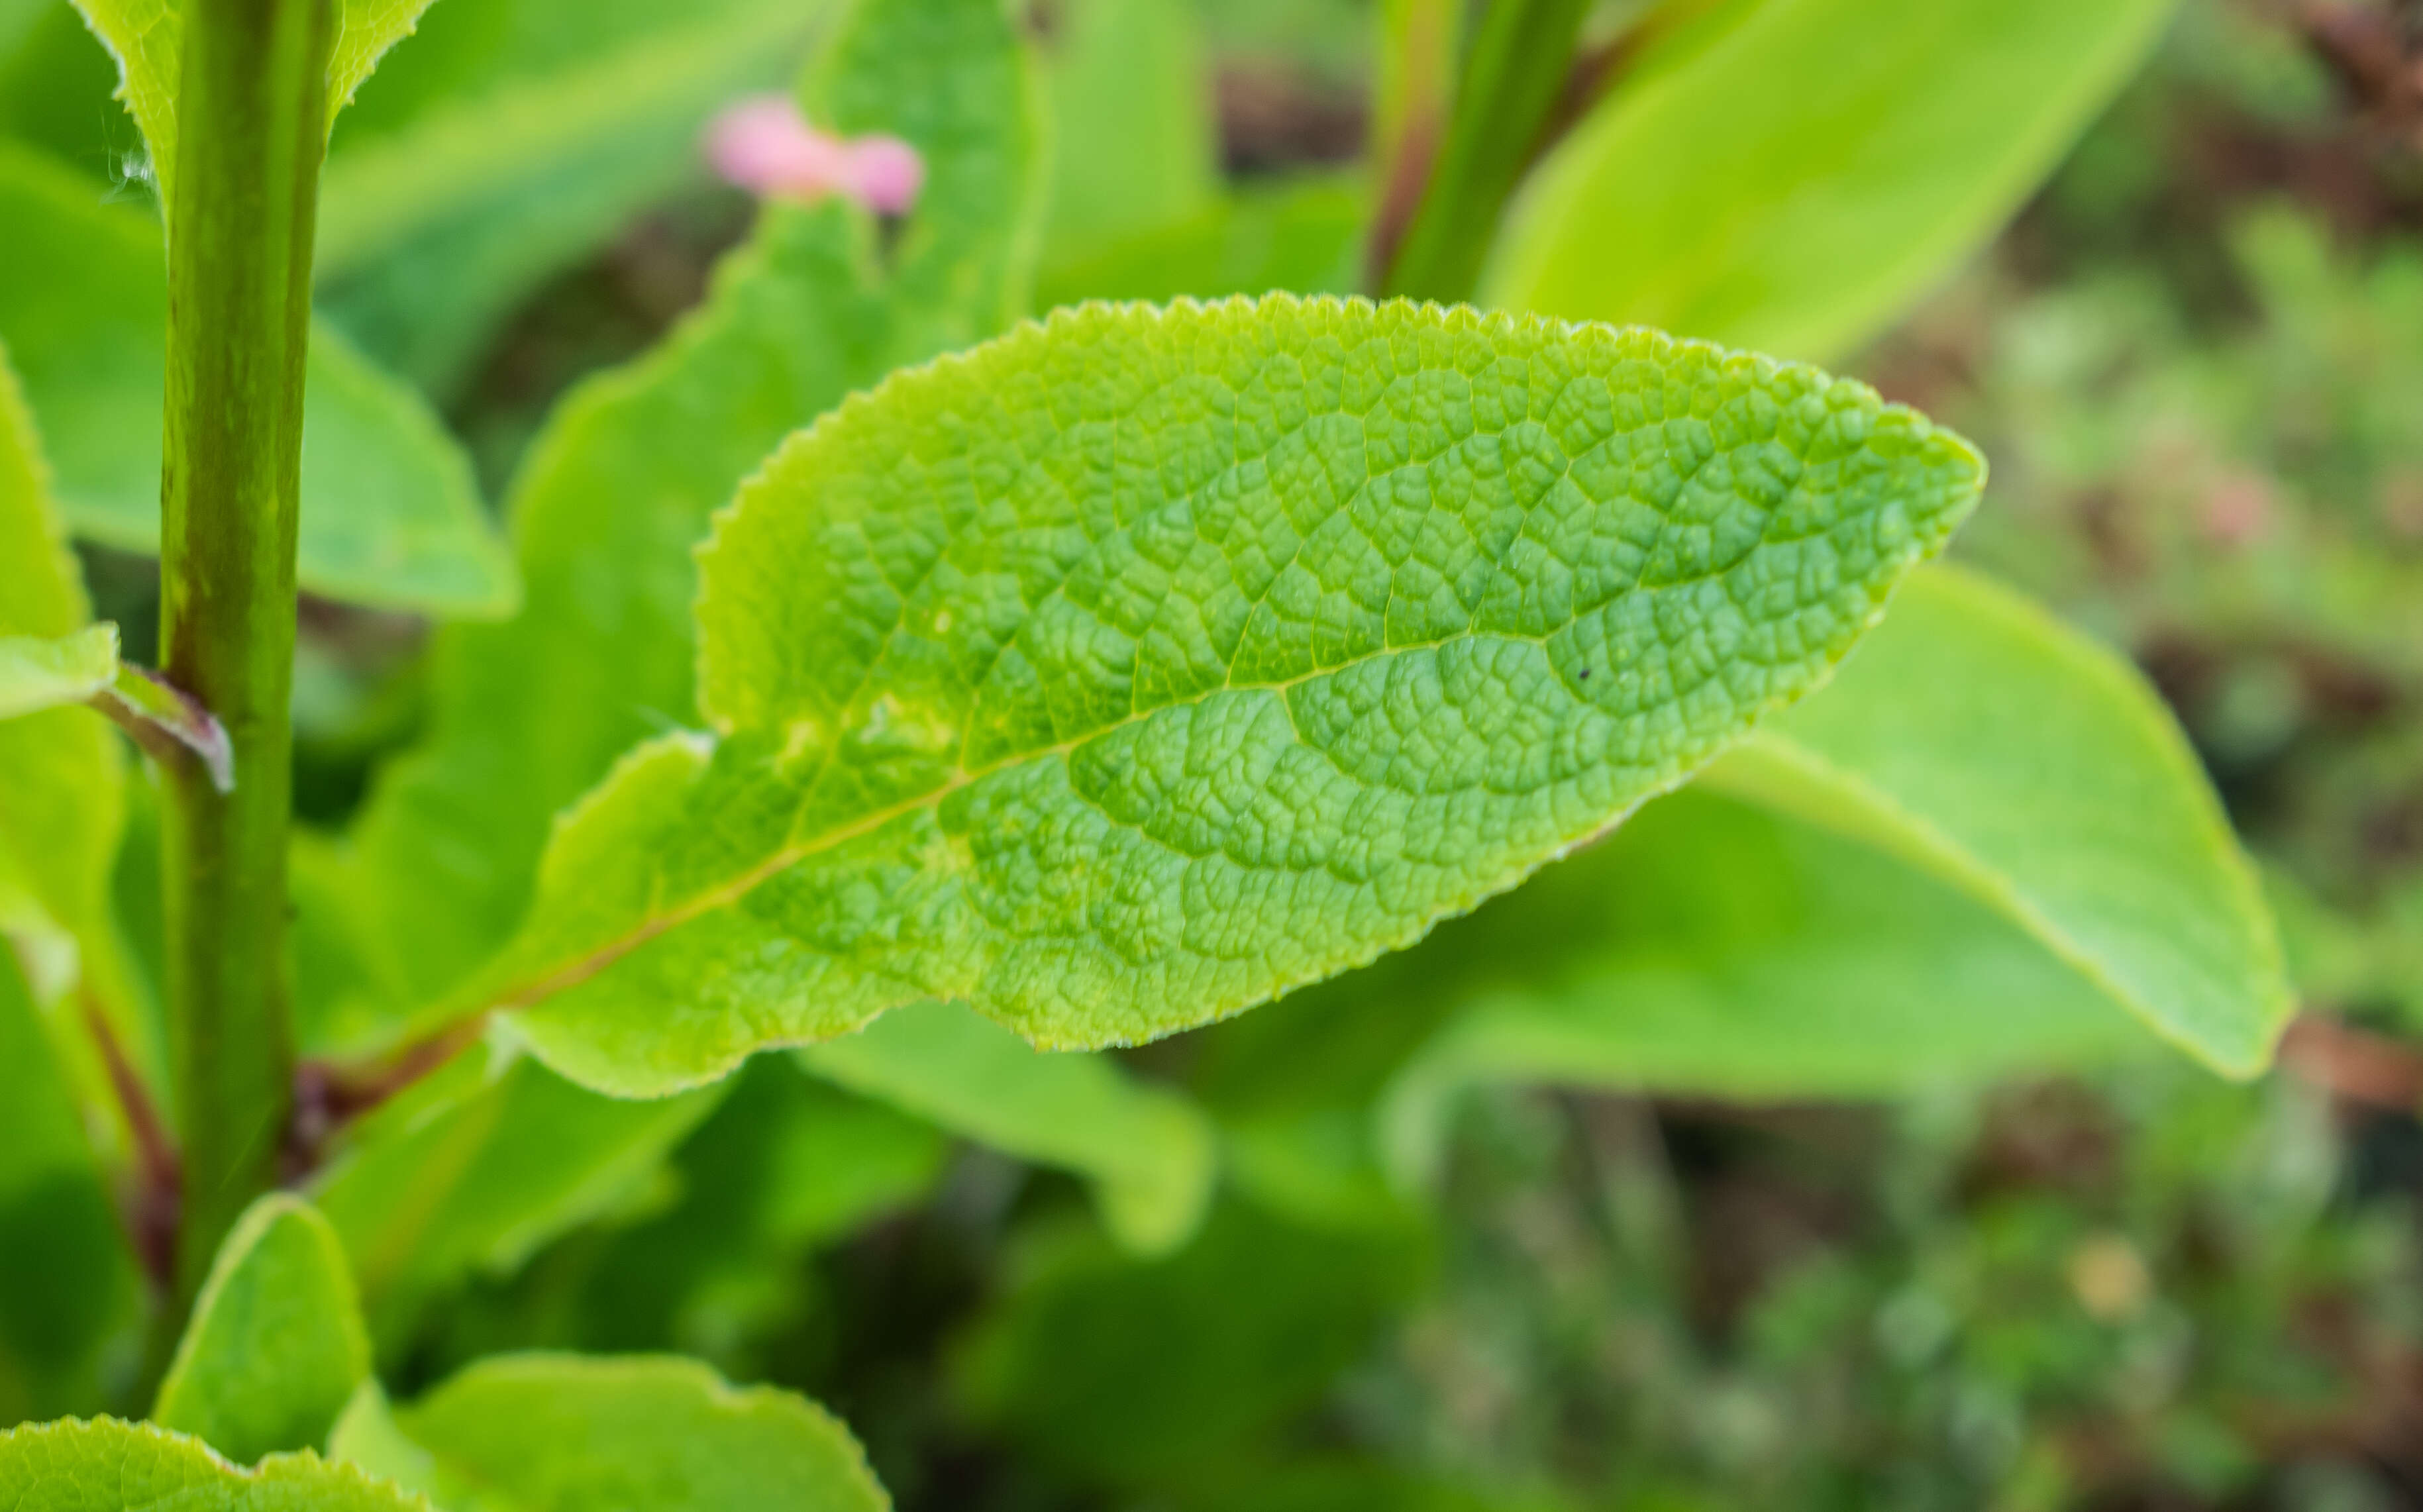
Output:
157,0,335,1315
1380,0,1592,304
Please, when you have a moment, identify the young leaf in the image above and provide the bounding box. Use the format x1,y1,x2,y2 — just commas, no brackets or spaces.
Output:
1481,0,2177,362
0,1419,430,1512
329,1354,890,1512
0,957,140,1426
314,0,1041,1045
154,1195,372,1466
0,143,516,617
1373,790,2156,1189
1709,564,2291,1076
0,624,116,720
474,295,1984,1095
800,1003,1217,1254
66,0,436,214
317,0,832,393
312,1051,725,1351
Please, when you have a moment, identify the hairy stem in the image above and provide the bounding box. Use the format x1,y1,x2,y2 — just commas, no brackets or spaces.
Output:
156,0,333,1313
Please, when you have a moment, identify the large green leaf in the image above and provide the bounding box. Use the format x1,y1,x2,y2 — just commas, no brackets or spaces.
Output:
330,1355,889,1511
1481,0,2177,363
800,1002,1215,1254
1374,789,2156,1187
65,0,435,213
1709,564,2290,1076
0,142,515,616
312,1052,724,1354
0,1419,428,1511
312,0,1041,1050
153,1196,371,1466
463,296,1982,1095
0,956,139,1427
317,0,831,393
0,624,115,721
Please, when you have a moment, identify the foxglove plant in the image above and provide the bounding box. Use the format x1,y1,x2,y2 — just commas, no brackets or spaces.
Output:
0,0,2281,1503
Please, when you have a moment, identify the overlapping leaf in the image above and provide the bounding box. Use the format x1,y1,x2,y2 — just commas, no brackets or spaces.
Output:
801,1003,1216,1254
1482,0,2178,362
462,295,1982,1095
331,1355,890,1511
0,142,514,615
154,1196,372,1466
0,1418,426,1512
1374,789,2157,1187
311,0,1041,1047
1708,564,2290,1076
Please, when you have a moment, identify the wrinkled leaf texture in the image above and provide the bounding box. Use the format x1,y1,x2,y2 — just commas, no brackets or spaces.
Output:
465,294,1983,1095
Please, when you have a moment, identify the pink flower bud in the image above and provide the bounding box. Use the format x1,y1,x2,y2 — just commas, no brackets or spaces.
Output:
705,95,924,217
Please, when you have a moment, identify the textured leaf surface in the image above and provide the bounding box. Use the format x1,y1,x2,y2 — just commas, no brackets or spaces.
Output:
313,1052,723,1353
331,1354,889,1512
66,0,436,212
1374,790,2155,1187
317,0,827,393
0,1419,428,1511
1482,0,2177,362
0,958,139,1426
154,1196,371,1466
0,624,115,721
801,1003,1216,1254
1708,564,2290,1076
0,143,514,615
311,0,1040,1050
478,295,1983,1094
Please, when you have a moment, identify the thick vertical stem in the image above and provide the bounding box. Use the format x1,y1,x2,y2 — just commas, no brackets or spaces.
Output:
158,0,333,1311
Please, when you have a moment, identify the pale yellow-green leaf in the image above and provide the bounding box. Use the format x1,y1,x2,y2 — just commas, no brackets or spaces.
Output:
330,1355,890,1512
0,1418,431,1511
800,1003,1216,1254
154,1195,372,1466
1708,562,2291,1076
1482,0,2178,363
